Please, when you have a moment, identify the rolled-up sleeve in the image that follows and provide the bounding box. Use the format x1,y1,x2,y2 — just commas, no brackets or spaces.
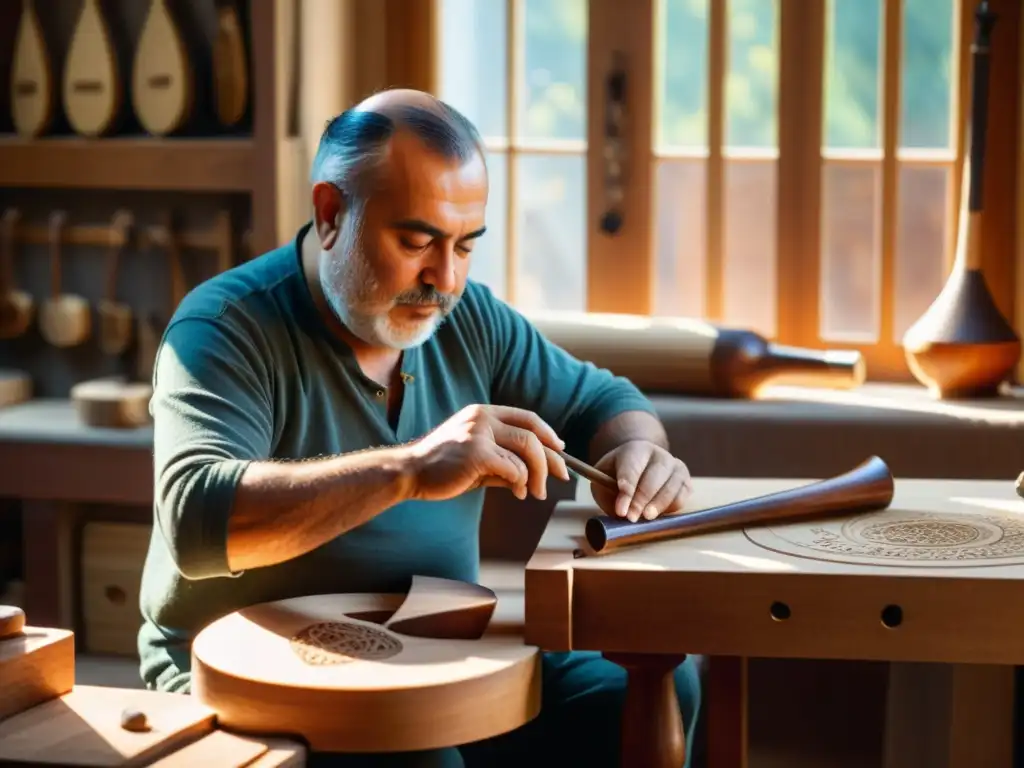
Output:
150,314,274,580
482,290,657,459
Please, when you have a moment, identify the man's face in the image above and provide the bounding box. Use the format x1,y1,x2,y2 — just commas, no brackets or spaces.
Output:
315,131,489,350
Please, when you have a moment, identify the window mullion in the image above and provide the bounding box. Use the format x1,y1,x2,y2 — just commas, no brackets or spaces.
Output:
585,0,656,314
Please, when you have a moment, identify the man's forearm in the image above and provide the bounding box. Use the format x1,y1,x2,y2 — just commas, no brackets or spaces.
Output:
225,446,415,572
587,409,670,463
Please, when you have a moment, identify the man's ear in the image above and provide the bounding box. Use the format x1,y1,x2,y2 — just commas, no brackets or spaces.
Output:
312,182,345,250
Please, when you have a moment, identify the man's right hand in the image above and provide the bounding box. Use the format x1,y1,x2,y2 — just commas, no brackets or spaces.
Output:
402,405,571,502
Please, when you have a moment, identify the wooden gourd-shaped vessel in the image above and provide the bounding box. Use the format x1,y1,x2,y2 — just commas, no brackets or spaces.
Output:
191,576,540,753
902,0,1021,398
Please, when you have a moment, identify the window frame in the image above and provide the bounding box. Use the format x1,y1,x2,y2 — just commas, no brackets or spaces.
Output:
422,0,1020,384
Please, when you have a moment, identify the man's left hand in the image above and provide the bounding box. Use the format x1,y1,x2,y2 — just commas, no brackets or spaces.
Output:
591,440,692,523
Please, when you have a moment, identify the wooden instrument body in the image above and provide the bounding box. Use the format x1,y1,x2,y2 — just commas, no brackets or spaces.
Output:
11,0,55,137
585,455,895,553
133,0,194,136
525,476,1024,664
212,0,249,126
525,310,865,398
63,0,122,137
191,576,540,753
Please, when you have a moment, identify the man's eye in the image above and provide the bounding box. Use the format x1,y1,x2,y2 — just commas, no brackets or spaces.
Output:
400,238,431,250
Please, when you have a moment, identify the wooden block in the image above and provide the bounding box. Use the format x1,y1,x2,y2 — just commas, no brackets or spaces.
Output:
146,730,269,767
249,739,307,767
146,731,307,767
0,685,216,766
0,624,74,721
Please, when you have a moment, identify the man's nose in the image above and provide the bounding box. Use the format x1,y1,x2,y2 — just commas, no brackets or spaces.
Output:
423,245,458,295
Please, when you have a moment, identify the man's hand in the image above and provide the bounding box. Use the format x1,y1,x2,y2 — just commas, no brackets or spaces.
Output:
591,440,692,522
403,404,570,502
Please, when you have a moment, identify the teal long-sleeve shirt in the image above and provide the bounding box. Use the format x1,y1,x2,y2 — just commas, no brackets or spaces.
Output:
137,223,657,693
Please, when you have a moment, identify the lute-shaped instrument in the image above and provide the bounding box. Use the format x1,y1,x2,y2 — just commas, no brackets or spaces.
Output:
212,0,248,127
62,0,121,137
133,0,194,136
10,0,54,137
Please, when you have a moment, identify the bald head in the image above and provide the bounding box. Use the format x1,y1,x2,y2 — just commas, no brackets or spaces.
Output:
310,88,484,198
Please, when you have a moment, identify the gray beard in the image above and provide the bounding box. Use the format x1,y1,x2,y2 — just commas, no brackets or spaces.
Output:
319,214,459,350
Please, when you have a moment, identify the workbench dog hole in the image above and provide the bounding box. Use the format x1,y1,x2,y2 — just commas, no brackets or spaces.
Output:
880,604,903,628
769,601,791,621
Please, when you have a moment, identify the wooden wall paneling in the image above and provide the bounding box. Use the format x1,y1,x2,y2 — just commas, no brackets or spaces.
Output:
352,0,389,101
978,0,1020,332
299,0,356,163
384,0,436,93
585,0,656,314
775,0,824,348
878,0,902,369
703,0,726,323
250,0,304,254
1018,2,1024,384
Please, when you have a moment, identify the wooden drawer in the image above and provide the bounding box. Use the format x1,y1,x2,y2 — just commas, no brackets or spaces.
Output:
80,521,151,656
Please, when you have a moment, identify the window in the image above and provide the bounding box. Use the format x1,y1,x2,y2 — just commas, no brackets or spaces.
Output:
436,0,589,311
435,0,1011,382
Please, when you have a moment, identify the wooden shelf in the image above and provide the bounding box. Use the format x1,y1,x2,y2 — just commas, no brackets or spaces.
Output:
0,136,256,193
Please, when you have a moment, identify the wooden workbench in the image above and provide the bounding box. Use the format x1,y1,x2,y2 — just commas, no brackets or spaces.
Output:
526,473,1024,767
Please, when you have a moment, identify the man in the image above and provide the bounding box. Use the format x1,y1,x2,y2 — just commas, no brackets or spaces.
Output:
138,88,701,767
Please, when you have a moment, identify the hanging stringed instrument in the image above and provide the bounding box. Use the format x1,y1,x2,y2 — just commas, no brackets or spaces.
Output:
133,0,195,136
212,0,248,127
10,0,55,137
62,0,122,137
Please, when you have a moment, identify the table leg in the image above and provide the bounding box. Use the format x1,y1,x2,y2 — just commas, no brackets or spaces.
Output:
605,652,688,768
706,655,748,768
882,662,1015,768
21,501,77,629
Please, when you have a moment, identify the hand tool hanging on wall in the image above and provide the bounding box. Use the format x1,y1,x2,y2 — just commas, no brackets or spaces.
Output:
0,209,33,339
0,209,33,411
96,210,133,356
39,211,91,348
